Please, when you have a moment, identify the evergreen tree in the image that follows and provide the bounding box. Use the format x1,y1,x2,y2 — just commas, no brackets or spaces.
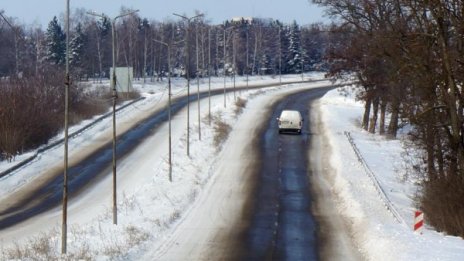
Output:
97,17,111,38
70,23,87,69
45,16,66,65
286,21,302,73
94,17,111,78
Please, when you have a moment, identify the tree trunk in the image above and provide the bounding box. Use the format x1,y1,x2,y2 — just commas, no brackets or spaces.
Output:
388,98,400,138
252,30,259,75
379,98,387,135
143,31,148,84
362,95,372,131
369,96,379,134
435,128,445,178
430,4,464,174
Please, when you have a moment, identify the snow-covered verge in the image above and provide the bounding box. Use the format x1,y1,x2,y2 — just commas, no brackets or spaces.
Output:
319,88,464,260
0,74,328,260
0,73,463,260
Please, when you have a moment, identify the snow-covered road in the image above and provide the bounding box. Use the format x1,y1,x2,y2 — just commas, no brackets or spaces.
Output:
140,83,350,260
0,74,463,260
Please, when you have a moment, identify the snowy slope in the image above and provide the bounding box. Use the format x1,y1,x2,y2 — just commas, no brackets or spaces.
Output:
319,88,464,260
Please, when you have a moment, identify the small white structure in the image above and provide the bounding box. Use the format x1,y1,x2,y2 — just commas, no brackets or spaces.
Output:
231,17,253,23
110,67,134,93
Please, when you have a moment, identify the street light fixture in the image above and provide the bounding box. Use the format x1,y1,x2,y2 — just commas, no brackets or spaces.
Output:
87,8,139,226
173,13,204,157
154,38,184,182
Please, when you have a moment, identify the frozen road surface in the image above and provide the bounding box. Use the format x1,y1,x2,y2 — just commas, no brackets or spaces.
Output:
143,85,360,260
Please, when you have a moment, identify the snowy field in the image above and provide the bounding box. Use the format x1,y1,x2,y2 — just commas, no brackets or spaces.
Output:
0,74,463,260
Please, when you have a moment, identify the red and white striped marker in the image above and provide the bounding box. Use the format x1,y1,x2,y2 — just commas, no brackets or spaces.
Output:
414,210,424,234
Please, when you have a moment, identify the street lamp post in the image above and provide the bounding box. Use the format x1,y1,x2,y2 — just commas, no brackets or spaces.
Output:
223,25,234,108
173,13,204,157
62,0,70,254
279,26,282,85
246,26,249,87
208,28,212,124
154,38,183,182
88,9,139,225
232,32,236,101
195,23,201,141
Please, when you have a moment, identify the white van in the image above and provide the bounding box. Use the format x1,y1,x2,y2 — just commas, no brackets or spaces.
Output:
277,110,303,134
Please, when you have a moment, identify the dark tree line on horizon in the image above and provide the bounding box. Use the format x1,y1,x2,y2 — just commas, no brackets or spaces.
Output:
0,8,330,80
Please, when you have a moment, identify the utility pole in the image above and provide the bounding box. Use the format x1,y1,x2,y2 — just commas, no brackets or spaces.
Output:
246,26,249,87
173,13,204,156
223,24,227,108
208,28,211,124
88,9,139,225
62,0,70,254
232,32,236,101
279,26,282,85
301,46,304,81
196,22,201,141
223,25,234,108
154,38,183,182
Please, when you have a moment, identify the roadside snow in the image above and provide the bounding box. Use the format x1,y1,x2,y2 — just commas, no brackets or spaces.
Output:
0,74,327,258
0,74,463,260
319,87,464,260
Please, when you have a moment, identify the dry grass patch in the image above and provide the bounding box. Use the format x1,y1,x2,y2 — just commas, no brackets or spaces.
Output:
420,174,464,237
234,97,247,115
211,113,232,150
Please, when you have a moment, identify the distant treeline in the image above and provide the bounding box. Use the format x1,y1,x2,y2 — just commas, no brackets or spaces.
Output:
0,8,331,80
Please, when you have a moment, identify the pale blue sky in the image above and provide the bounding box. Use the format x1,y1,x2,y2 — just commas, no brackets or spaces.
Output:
2,0,328,28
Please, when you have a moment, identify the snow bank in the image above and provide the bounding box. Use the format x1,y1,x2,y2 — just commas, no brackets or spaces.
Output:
319,87,464,260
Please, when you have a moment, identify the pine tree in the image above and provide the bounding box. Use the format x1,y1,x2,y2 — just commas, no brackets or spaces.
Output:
45,16,66,65
70,23,86,69
286,21,302,74
94,17,111,79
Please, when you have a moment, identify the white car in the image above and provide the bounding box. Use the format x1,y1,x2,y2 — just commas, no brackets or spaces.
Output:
277,110,303,134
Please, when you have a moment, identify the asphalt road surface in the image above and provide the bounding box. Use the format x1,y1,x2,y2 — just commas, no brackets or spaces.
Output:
0,81,306,229
1,82,361,260
238,87,328,260
148,86,361,260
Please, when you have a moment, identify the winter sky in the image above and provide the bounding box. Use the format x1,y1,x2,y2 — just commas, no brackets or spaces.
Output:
1,0,327,28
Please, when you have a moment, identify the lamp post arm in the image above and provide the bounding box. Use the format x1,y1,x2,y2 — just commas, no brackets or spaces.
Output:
115,9,140,21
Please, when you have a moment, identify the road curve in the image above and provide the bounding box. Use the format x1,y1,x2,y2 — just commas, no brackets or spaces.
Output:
237,87,329,260
145,85,362,260
0,80,323,230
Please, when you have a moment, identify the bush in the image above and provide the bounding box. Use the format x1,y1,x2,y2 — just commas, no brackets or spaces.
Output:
234,97,247,115
0,68,65,159
0,69,140,162
420,174,464,237
211,113,232,149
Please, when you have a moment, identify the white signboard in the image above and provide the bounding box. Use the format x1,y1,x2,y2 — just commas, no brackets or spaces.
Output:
110,67,133,93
